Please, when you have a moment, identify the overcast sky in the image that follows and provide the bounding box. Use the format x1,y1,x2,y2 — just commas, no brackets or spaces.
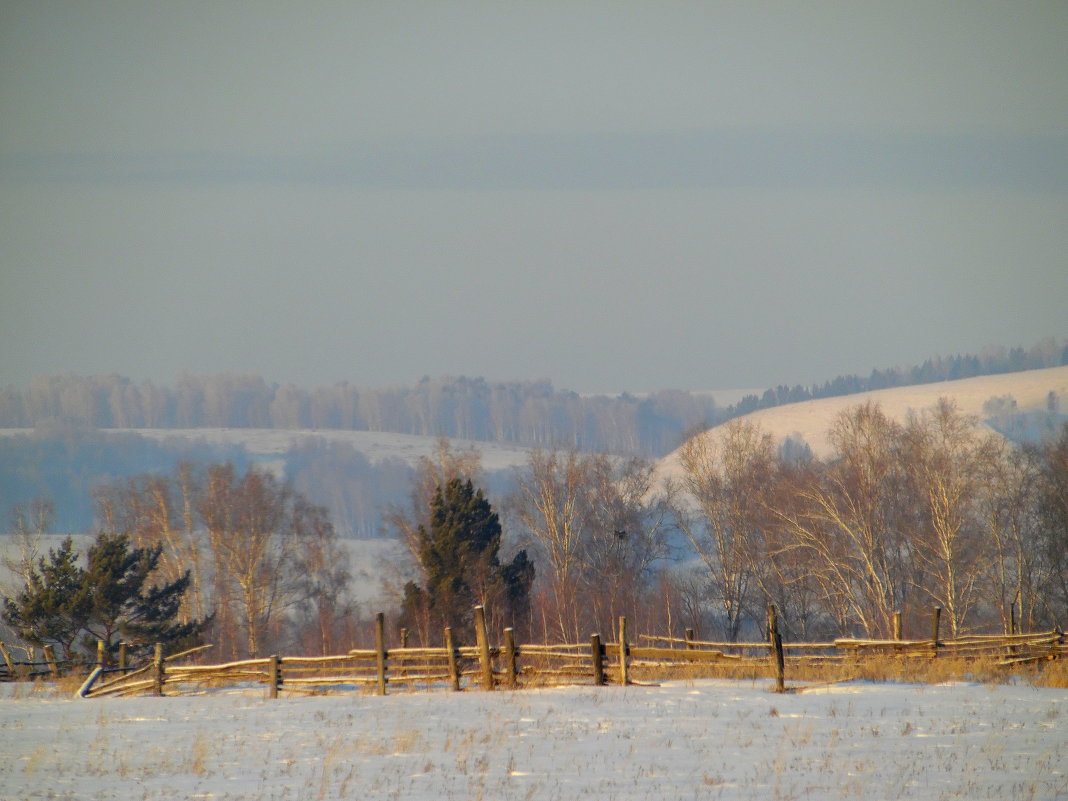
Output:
2,1,1066,395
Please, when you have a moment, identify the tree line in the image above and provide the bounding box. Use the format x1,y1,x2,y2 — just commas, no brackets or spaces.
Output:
5,407,1066,661
667,403,1068,642
2,337,1063,457
363,405,1068,646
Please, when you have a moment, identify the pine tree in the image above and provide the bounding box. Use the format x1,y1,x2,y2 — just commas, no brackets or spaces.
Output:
401,478,533,640
80,532,207,661
1,537,89,660
2,532,207,664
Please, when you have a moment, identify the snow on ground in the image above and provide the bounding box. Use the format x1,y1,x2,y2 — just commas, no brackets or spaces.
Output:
1,679,1064,800
100,428,536,473
658,365,1068,482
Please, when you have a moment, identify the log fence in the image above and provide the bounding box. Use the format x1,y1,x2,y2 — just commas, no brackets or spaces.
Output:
3,605,1062,698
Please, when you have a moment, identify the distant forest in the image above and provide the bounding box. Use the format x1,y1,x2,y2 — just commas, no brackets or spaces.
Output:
1,338,1065,457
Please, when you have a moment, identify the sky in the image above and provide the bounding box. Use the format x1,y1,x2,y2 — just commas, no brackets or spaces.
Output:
2,1,1066,395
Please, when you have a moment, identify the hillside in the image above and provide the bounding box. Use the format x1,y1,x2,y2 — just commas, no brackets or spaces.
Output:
125,428,537,475
657,365,1068,482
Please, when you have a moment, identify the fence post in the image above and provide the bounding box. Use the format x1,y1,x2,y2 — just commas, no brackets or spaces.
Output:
118,642,127,673
929,607,942,658
268,654,280,699
503,628,518,689
444,627,460,691
618,616,629,686
97,639,106,669
474,606,494,691
893,612,902,642
43,645,59,678
400,628,409,648
152,643,164,696
375,612,388,696
685,628,695,650
591,634,605,686
768,604,785,693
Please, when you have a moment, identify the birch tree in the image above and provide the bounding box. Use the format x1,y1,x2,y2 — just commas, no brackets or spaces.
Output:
902,399,998,636
675,420,775,640
771,403,912,637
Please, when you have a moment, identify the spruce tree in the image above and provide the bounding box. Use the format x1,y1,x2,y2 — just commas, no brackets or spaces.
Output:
401,478,533,640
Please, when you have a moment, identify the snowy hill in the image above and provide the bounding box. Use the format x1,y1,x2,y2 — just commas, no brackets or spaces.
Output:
657,365,1068,482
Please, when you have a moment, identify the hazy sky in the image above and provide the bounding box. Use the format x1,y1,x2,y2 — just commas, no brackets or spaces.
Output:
2,1,1066,394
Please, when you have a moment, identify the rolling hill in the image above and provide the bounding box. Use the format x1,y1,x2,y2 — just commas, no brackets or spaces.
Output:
657,365,1068,483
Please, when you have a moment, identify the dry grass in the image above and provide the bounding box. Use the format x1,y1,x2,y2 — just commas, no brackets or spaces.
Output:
1029,657,1068,688
625,653,1055,688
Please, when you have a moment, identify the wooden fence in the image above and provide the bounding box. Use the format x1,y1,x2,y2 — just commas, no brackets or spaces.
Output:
69,605,1065,699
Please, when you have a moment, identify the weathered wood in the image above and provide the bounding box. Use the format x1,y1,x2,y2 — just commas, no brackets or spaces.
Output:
281,675,385,686
97,639,106,669
930,607,942,657
474,606,494,691
627,647,727,662
685,628,695,650
76,666,104,698
516,644,589,656
268,654,280,698
284,653,375,665
164,644,214,663
640,635,836,650
375,612,387,696
43,645,59,678
400,628,409,648
893,612,902,641
152,643,164,696
618,617,629,686
90,678,158,698
768,604,785,693
118,642,127,672
167,657,270,672
0,642,14,674
503,628,518,689
591,634,605,686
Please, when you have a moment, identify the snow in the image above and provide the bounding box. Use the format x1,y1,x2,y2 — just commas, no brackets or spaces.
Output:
658,365,1068,482
101,428,537,473
1,679,1064,800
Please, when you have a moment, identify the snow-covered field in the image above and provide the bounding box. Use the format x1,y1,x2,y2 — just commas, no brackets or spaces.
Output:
1,679,1064,800
101,428,536,474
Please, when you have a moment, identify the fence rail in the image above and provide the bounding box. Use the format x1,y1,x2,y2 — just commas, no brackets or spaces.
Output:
5,605,1063,698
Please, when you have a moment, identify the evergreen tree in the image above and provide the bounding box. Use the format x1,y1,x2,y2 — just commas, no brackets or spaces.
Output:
2,532,207,664
80,532,207,661
2,537,89,660
400,478,533,640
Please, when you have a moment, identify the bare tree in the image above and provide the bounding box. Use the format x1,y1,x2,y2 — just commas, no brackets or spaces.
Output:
578,453,672,636
902,399,998,636
512,449,587,640
290,498,350,655
674,420,775,640
981,443,1040,633
771,403,911,637
97,466,208,623
200,464,325,657
2,498,54,590
1027,422,1068,626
